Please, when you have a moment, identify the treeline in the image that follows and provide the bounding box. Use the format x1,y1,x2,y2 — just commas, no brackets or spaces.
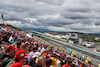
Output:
79,34,100,42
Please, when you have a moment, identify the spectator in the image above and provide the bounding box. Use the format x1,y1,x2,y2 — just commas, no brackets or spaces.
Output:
56,55,61,67
71,64,77,67
9,35,14,43
1,45,15,67
49,50,53,57
0,35,3,54
46,58,52,67
11,38,17,45
30,52,41,66
50,57,58,67
63,61,72,67
28,47,38,63
0,35,3,45
20,44,28,53
80,63,86,67
32,57,44,67
41,46,46,53
50,65,56,67
44,54,50,59
38,46,42,52
11,50,29,67
28,45,33,52
0,46,6,54
60,57,65,67
2,32,11,43
16,41,22,50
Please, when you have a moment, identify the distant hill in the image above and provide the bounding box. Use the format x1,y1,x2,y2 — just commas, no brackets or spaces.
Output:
20,28,53,32
20,27,100,34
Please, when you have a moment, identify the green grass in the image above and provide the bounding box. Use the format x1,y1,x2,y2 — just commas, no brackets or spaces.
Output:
79,34,100,42
97,43,100,45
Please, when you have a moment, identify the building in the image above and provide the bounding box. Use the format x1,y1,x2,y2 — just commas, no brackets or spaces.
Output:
69,33,78,39
61,35,70,40
82,42,96,48
69,38,79,44
79,38,83,45
95,37,100,41
68,33,79,44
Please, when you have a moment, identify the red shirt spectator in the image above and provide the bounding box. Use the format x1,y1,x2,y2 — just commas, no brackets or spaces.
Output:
11,50,29,67
63,64,69,67
63,61,72,67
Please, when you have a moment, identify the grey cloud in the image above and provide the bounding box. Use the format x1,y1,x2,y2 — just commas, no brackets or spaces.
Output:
37,17,74,27
94,19,100,26
35,0,64,5
0,0,100,33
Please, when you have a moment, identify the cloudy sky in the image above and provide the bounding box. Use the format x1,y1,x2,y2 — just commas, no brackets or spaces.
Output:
0,0,100,33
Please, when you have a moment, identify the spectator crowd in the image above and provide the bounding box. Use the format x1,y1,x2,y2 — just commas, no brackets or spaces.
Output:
0,25,91,67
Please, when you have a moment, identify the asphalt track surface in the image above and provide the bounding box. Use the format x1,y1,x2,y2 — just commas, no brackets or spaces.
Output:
37,35,100,61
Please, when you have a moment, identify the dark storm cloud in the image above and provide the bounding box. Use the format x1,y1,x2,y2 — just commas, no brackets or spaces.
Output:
95,23,100,26
37,17,74,27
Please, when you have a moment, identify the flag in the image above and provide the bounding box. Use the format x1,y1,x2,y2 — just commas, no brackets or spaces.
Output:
1,14,3,19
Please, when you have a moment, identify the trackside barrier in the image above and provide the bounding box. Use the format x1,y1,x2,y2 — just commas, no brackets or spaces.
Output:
36,34,100,56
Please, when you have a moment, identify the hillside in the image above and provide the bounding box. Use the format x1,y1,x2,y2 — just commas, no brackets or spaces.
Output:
0,24,22,31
